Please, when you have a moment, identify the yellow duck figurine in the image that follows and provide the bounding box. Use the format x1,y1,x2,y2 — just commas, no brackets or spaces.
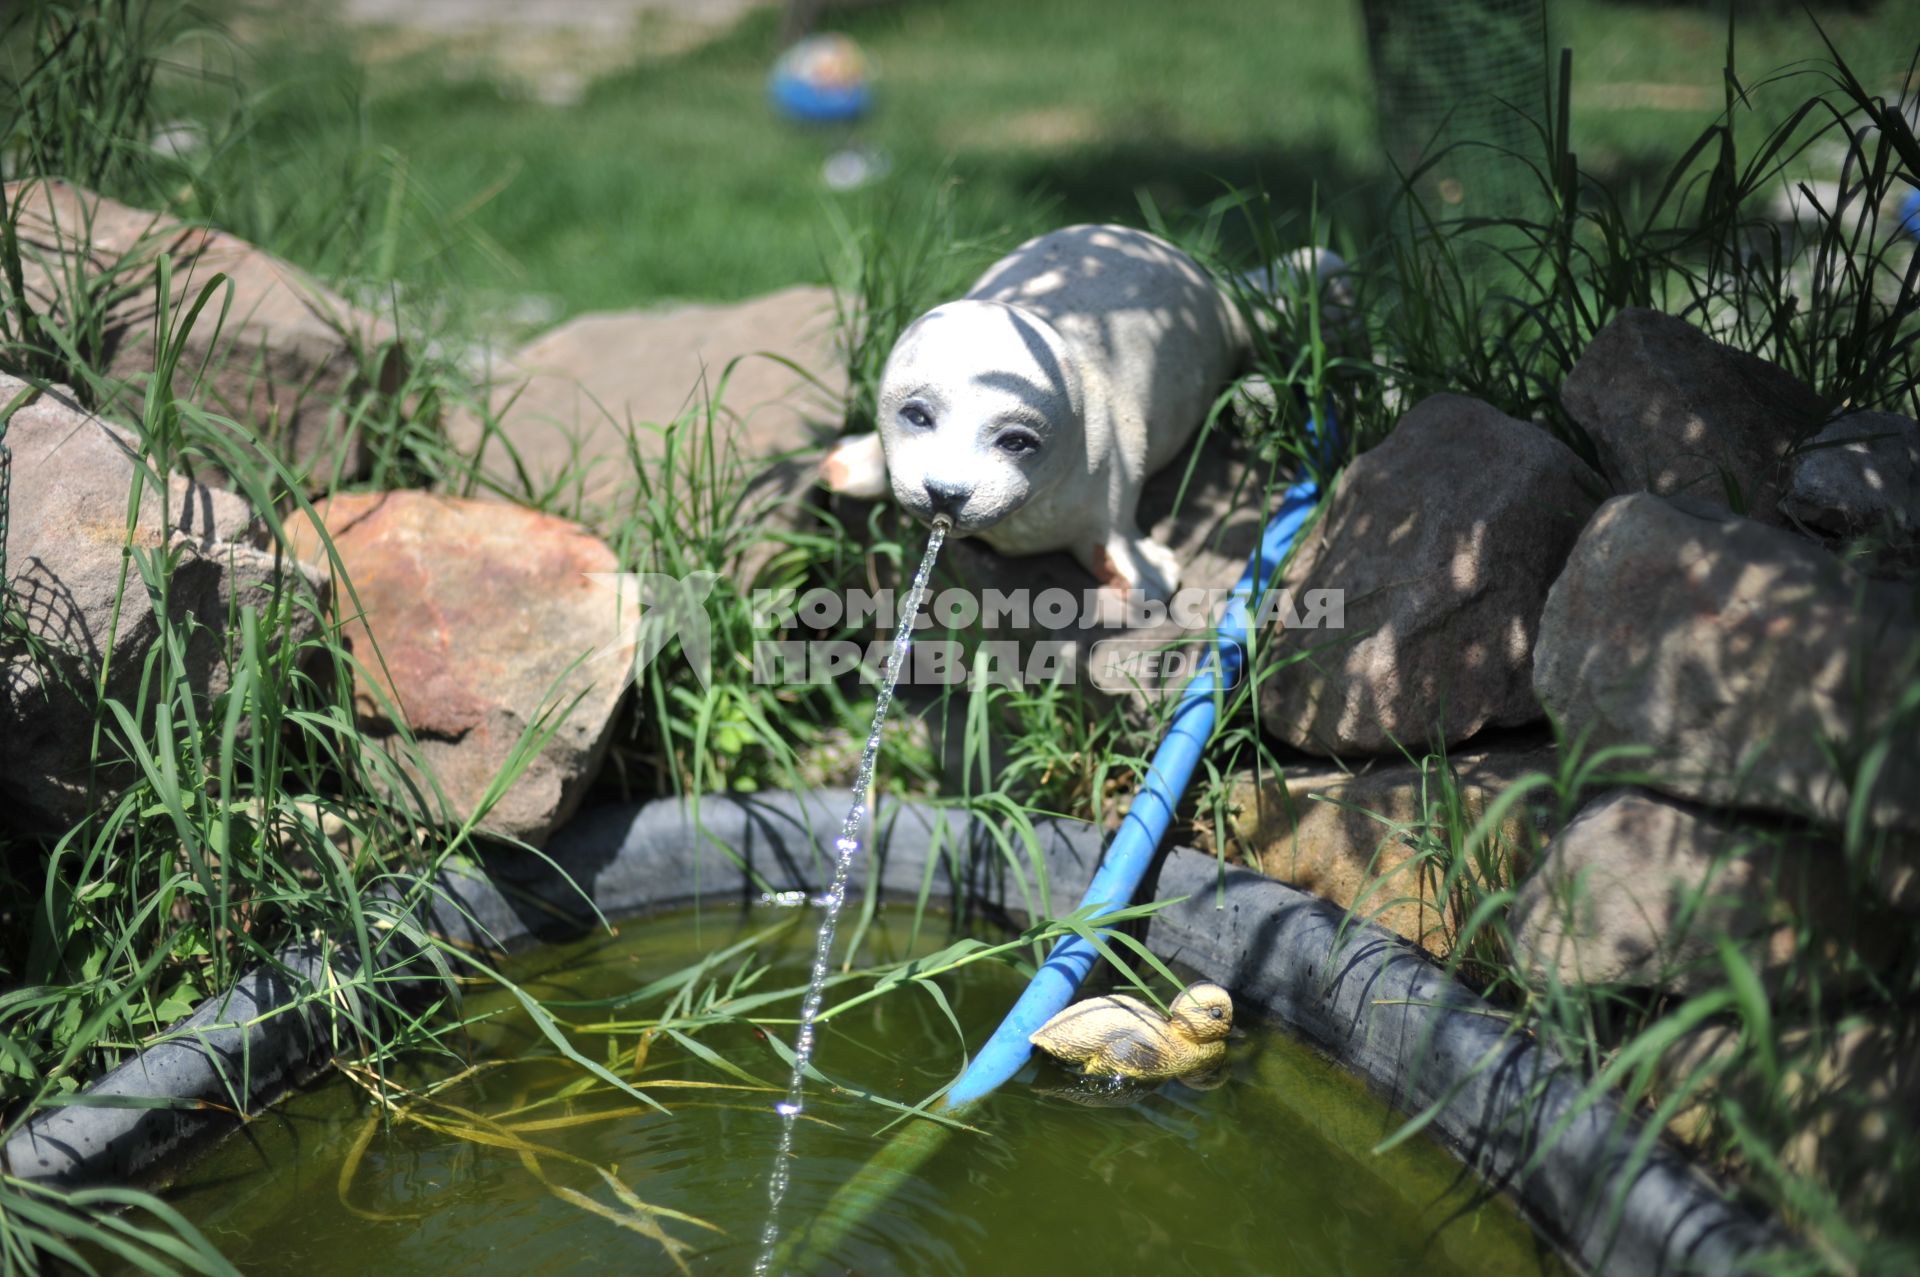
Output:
1028,982,1234,1081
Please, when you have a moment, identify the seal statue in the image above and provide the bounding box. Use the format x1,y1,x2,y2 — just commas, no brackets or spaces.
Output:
820,224,1251,601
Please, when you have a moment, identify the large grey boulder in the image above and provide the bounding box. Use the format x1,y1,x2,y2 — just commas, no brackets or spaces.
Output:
1563,308,1827,524
1658,1018,1920,1227
1533,493,1920,832
1779,411,1919,540
447,286,846,518
1259,394,1601,755
5,180,402,490
0,376,326,830
1510,790,1864,993
285,491,639,848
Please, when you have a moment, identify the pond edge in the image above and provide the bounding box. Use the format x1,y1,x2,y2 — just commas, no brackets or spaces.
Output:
2,789,1785,1275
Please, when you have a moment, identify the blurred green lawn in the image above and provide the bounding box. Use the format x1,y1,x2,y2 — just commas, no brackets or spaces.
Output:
209,0,1919,322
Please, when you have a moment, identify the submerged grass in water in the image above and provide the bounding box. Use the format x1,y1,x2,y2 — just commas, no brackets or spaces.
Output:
156,908,1562,1276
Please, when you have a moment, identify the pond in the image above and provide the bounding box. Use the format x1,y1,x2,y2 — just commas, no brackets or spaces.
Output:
159,906,1564,1276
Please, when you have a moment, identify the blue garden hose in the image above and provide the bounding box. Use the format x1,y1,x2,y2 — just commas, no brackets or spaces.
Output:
943,431,1330,1106
777,404,1339,1269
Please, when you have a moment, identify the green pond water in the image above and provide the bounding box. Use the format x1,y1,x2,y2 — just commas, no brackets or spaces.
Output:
161,906,1564,1276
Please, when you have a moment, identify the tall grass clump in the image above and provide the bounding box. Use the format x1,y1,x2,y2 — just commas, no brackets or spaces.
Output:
1,0,491,498
1,0,217,394
1389,39,1916,434
0,0,195,201
1211,29,1920,490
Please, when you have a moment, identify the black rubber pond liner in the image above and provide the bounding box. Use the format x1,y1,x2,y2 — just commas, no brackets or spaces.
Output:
4,789,1785,1274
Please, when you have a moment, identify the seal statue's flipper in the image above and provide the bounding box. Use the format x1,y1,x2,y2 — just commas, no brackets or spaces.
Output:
820,432,888,498
1081,527,1183,603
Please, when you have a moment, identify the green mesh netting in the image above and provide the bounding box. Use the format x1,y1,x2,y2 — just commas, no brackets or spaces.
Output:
1362,0,1554,217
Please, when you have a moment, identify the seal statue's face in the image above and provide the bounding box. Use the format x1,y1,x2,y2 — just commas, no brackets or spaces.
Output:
876,300,1082,536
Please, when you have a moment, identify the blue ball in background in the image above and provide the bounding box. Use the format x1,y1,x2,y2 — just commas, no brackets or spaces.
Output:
769,34,873,124
1899,187,1920,243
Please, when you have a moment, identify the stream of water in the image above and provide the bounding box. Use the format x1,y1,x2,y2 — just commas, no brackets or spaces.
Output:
752,518,949,1275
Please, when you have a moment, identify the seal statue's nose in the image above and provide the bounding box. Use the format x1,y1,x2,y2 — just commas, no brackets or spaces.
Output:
924,478,972,518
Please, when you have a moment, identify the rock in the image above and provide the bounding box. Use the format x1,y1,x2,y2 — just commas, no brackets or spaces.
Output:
1658,1019,1920,1229
1779,411,1919,539
1562,307,1827,523
0,375,326,830
285,492,637,847
1258,394,1601,755
448,286,847,519
4,179,402,487
1209,738,1555,957
1510,790,1874,992
1533,493,1920,832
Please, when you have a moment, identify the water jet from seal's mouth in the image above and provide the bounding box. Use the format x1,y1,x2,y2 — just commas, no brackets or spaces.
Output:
753,519,947,1275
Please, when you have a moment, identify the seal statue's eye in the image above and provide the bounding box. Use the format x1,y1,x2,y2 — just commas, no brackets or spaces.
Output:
1208,1006,1224,1019
995,428,1041,456
900,404,934,430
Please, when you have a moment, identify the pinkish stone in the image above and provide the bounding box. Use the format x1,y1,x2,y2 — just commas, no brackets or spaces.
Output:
288,492,636,845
